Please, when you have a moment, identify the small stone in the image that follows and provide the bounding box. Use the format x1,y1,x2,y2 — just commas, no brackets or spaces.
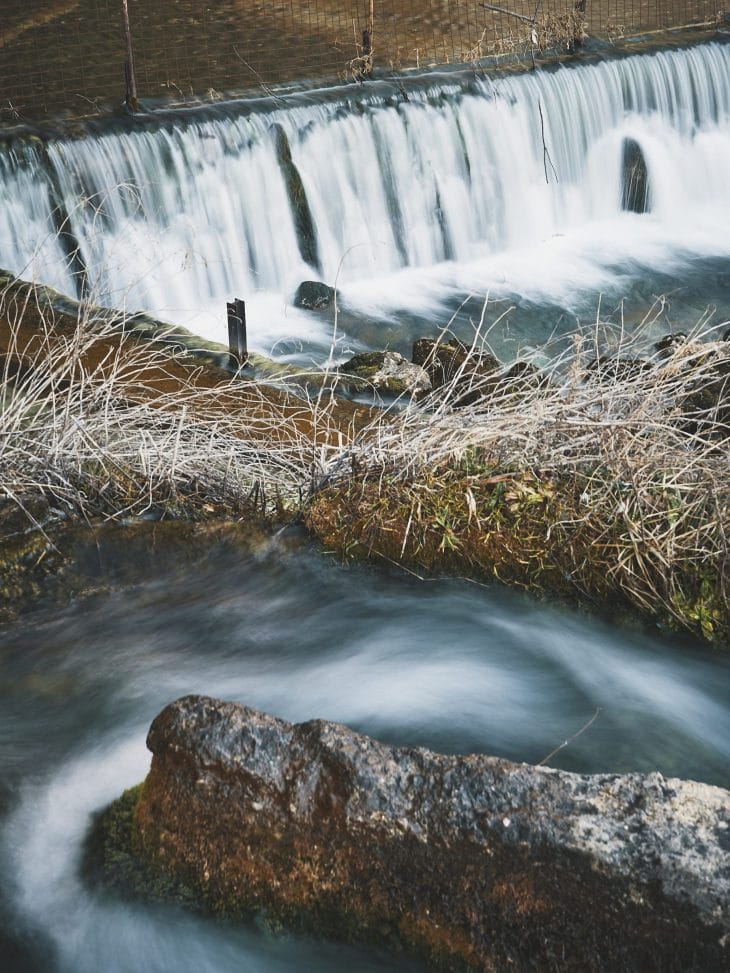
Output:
339,351,431,397
293,280,335,310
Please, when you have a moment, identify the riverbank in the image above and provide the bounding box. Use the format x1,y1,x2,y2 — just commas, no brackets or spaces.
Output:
1,271,728,644
321,316,728,649
0,268,370,518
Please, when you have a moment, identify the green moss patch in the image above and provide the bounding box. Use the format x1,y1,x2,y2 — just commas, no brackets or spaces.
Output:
81,783,202,909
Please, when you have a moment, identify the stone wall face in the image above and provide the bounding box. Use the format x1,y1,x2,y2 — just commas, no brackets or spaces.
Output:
1,0,724,122
129,695,730,972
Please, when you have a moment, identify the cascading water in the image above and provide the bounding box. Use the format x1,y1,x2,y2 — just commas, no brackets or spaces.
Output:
1,41,730,356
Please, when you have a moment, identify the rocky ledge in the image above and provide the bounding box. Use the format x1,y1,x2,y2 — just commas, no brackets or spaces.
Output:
93,695,730,971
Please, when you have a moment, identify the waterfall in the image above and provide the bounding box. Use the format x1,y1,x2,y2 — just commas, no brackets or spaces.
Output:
1,41,730,352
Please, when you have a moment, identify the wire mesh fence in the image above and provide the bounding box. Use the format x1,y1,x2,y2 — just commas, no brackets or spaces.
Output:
1,0,726,122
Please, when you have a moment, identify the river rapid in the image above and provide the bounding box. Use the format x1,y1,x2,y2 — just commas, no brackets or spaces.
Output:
1,535,729,972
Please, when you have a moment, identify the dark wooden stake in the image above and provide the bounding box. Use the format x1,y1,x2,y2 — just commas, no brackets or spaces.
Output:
227,298,248,369
120,0,140,112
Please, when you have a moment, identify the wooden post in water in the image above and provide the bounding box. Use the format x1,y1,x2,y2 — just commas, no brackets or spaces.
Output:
227,298,248,369
120,0,140,112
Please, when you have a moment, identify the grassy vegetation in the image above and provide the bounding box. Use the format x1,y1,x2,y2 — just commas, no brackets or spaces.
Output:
306,317,730,645
1,273,728,644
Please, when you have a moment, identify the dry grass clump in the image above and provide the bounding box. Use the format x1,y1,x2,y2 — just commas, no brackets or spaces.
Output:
478,9,587,60
307,315,730,645
0,277,357,528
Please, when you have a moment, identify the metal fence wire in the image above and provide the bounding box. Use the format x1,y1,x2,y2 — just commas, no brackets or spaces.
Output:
1,0,725,121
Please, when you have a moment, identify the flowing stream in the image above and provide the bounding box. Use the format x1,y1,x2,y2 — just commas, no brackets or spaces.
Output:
2,37,730,972
1,539,730,972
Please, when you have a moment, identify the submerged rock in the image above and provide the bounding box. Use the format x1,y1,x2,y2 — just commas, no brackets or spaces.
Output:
293,280,335,309
108,695,729,972
340,350,431,397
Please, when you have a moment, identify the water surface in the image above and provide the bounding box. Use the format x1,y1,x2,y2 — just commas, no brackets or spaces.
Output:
1,538,728,972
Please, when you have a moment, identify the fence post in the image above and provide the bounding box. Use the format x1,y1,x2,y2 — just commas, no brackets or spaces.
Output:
227,298,248,369
362,0,374,77
120,0,140,111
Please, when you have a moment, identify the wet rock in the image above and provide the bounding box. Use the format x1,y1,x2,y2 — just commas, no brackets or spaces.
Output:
410,340,548,407
339,351,431,397
293,280,335,310
0,520,276,624
621,138,650,214
120,695,729,972
655,332,688,354
683,355,730,432
0,494,52,537
413,335,469,381
271,124,320,271
412,337,500,399
654,336,730,434
586,356,653,380
503,360,551,392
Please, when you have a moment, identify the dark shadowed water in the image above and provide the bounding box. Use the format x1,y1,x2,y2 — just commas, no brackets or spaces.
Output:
1,534,729,972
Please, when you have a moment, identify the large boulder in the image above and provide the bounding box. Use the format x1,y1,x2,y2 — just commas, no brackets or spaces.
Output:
339,350,431,397
102,695,729,972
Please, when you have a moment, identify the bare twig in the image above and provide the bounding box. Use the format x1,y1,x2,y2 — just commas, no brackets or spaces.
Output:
537,708,603,766
537,98,558,183
480,3,535,24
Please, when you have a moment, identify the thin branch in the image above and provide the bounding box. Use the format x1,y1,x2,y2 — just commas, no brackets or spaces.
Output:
480,2,535,24
537,97,558,184
537,708,602,766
